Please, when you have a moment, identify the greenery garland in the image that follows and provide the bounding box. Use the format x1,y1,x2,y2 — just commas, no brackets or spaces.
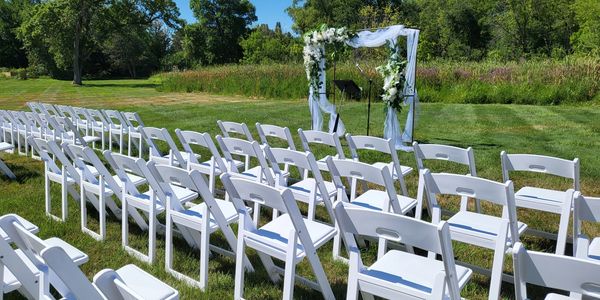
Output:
303,24,353,98
376,40,407,112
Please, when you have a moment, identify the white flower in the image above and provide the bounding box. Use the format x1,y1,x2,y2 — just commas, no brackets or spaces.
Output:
389,87,398,96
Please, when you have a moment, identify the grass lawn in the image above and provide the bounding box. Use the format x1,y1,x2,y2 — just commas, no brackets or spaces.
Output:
1,78,600,299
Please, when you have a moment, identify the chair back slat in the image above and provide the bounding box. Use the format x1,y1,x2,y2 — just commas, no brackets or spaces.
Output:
217,120,254,141
502,152,579,181
414,142,475,175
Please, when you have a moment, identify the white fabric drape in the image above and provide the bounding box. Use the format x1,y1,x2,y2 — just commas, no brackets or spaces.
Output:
307,25,418,150
309,46,345,134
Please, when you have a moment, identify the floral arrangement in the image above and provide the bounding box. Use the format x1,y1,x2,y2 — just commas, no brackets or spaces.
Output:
376,40,407,112
303,25,353,97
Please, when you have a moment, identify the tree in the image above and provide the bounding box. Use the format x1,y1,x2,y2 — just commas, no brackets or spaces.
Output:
571,0,600,55
0,0,34,68
18,0,181,84
240,24,302,64
188,0,257,65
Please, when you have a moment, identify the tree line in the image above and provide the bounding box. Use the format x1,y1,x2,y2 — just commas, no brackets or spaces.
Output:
1,0,599,84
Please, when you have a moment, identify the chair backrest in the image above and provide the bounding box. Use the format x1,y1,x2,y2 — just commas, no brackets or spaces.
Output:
501,151,580,190
103,109,127,128
142,127,186,168
27,102,45,116
121,111,145,128
346,134,399,162
217,120,254,141
326,156,401,213
216,136,279,185
512,242,600,299
53,116,87,145
73,107,92,124
41,246,106,300
298,129,345,160
42,103,62,117
333,202,461,299
176,129,230,173
421,169,519,241
573,192,600,256
0,215,45,299
56,105,76,121
256,123,295,150
87,109,110,126
413,142,476,176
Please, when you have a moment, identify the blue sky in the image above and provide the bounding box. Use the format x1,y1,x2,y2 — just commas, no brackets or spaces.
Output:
175,0,294,33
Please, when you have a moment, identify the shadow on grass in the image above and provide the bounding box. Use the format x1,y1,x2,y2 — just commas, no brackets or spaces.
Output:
82,83,158,89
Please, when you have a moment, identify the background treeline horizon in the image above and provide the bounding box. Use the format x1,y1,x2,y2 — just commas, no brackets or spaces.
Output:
1,0,600,81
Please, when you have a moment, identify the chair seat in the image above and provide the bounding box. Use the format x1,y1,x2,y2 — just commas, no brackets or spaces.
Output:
372,161,413,178
44,237,89,265
113,173,147,187
0,142,13,152
353,189,417,215
192,158,244,174
248,214,336,259
360,249,472,296
587,238,600,260
515,187,570,213
3,266,22,293
0,214,39,243
241,166,289,181
544,294,571,300
447,211,527,247
114,264,178,300
82,135,102,143
144,184,198,204
288,178,336,203
173,199,240,232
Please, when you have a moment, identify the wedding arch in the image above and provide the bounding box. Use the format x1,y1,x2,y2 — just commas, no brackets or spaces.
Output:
303,25,419,151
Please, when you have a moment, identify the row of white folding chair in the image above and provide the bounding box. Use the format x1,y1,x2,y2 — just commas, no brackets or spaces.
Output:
414,140,580,257
219,121,413,195
0,214,179,299
28,102,146,156
28,137,148,239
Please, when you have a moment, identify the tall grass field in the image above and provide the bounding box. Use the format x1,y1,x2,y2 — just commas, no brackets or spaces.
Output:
155,57,600,105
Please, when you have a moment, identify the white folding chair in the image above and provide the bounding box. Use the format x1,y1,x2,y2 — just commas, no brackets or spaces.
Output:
0,111,16,150
103,109,128,154
217,120,254,169
346,134,412,195
142,127,188,168
573,192,600,261
334,202,472,300
150,165,252,290
0,215,89,299
420,170,527,300
65,144,145,240
512,242,600,300
175,129,243,194
52,115,101,146
42,245,179,300
28,137,82,221
501,151,579,255
413,142,480,214
298,128,345,173
106,151,197,263
327,157,418,259
121,111,145,157
221,174,336,300
86,108,111,150
42,103,62,117
55,105,77,122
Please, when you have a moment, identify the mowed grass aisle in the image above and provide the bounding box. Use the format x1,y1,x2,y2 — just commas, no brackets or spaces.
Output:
1,79,600,299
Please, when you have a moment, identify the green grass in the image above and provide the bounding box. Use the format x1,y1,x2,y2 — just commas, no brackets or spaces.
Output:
1,78,600,299
154,57,600,105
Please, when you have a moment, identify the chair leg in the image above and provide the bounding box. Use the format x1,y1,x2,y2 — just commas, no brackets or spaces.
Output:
377,237,387,259
0,160,15,180
234,230,246,300
119,134,123,154
45,173,51,217
555,206,571,255
488,230,509,300
282,230,298,300
346,276,359,300
61,178,68,221
148,213,156,263
199,205,211,290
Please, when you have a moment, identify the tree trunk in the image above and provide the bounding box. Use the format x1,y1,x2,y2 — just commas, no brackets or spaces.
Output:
72,7,83,85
